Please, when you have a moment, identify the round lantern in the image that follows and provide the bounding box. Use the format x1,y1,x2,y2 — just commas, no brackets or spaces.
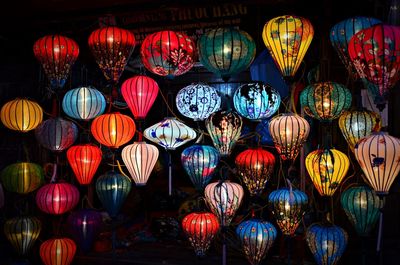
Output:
40,238,76,265
1,162,44,194
121,142,159,186
269,113,310,161
268,187,308,236
354,132,400,196
91,112,135,148
235,148,275,196
36,182,80,215
255,119,274,145
62,86,106,120
121,75,159,120
305,148,350,196
236,219,277,265
197,27,256,81
205,110,243,156
262,15,314,77
204,180,244,227
181,145,220,191
95,171,132,218
0,98,43,132
35,117,78,152
181,212,220,257
88,26,135,84
140,30,196,77
4,216,41,256
306,223,348,265
33,35,79,89
67,144,102,185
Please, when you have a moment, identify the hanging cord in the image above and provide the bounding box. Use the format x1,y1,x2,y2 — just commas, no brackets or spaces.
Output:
50,163,57,183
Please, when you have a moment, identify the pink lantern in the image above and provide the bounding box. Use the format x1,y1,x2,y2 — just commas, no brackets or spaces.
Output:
36,182,80,215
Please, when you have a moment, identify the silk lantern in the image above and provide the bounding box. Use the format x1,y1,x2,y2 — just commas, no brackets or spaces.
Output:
40,238,76,265
36,182,80,215
0,98,43,132
67,144,102,185
1,162,44,194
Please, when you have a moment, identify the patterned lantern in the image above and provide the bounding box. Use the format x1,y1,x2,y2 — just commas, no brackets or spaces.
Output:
1,162,44,194
91,112,136,148
67,144,102,185
306,223,348,265
236,219,277,265
121,142,159,186
204,180,244,226
181,212,220,257
4,216,41,256
36,182,80,215
262,15,314,77
40,238,76,265
33,35,79,89
235,148,275,196
354,132,400,196
88,26,135,84
0,98,43,132
121,75,159,120
95,171,132,218
140,30,195,77
306,148,350,196
269,113,310,161
205,111,243,156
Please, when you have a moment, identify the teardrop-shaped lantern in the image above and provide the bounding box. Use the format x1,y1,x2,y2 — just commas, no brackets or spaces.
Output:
40,238,76,265
67,144,102,185
0,98,43,132
36,182,80,215
1,162,44,194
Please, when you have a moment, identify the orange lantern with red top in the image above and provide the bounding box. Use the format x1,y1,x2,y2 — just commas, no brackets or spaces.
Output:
40,238,76,265
67,144,102,185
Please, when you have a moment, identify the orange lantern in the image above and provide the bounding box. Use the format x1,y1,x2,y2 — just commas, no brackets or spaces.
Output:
67,144,102,185
40,238,76,265
0,98,43,132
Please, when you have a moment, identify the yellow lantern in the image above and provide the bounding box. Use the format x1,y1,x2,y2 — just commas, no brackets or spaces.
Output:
0,98,43,132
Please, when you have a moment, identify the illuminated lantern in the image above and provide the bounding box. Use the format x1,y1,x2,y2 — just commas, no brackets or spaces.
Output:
204,180,244,226
88,26,135,84
236,219,277,265
306,223,348,265
305,148,349,196
67,144,102,185
181,145,220,191
40,238,76,265
269,113,310,161
205,111,243,156
35,117,78,152
255,119,273,145
197,27,256,81
36,182,80,215
233,82,281,120
4,216,41,256
121,142,159,186
121,75,159,120
354,132,400,196
91,113,135,148
62,86,106,120
235,148,275,196
262,15,314,77
181,212,220,257
95,171,132,218
33,35,79,89
0,98,43,132
1,162,44,194
140,30,195,77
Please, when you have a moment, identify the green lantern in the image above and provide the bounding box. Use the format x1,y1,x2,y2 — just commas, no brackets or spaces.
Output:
1,162,44,194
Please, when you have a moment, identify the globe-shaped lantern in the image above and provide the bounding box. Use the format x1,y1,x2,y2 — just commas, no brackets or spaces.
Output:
354,132,400,196
140,30,196,77
1,162,44,194
62,86,106,121
67,144,102,185
40,238,76,265
306,148,350,197
255,119,274,145
306,223,348,265
0,99,43,132
36,182,80,215
4,216,41,256
236,219,277,265
197,27,256,81
235,148,275,196
262,15,314,77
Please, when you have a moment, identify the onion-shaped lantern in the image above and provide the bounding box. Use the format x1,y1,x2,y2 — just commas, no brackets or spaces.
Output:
235,148,275,196
40,238,76,265
306,148,350,196
1,162,44,194
236,219,277,265
140,30,195,77
262,15,314,77
181,212,220,257
0,98,43,132
197,27,256,81
67,144,102,185
36,182,80,215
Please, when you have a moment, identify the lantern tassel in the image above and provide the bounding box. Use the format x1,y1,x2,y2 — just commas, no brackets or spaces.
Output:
168,152,172,196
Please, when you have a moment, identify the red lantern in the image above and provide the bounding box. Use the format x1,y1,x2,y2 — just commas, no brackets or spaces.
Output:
36,182,80,215
67,144,102,185
40,238,76,265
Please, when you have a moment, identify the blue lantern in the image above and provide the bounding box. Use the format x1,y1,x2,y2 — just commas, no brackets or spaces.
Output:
255,119,273,145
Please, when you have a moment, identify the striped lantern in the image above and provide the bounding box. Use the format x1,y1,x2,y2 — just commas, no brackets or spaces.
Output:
1,162,44,194
0,98,43,132
36,182,80,215
40,238,76,265
67,144,102,185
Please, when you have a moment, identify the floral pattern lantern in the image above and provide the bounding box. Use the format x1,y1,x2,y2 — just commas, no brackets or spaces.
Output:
67,144,102,185
40,238,76,265
1,162,44,194
0,98,43,132
36,182,80,215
